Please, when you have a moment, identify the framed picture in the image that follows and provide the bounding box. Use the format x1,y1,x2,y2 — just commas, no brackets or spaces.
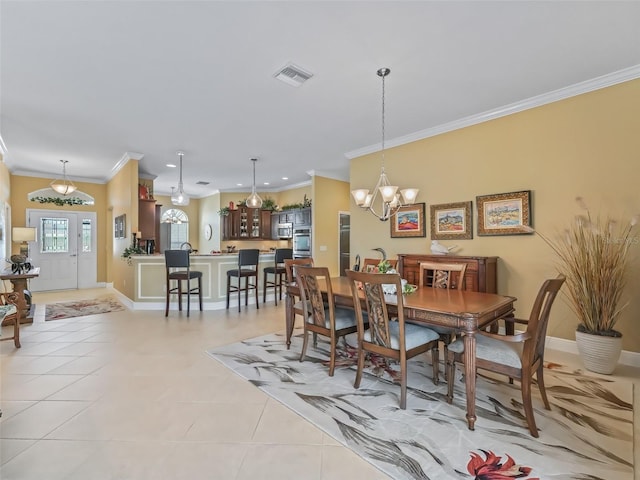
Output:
430,201,473,240
114,214,126,239
476,190,532,236
391,203,426,238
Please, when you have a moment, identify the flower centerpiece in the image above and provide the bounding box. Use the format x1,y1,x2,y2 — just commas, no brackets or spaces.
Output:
528,197,638,373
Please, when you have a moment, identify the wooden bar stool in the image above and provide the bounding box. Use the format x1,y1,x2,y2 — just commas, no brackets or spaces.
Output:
165,249,203,317
226,249,260,312
263,248,293,305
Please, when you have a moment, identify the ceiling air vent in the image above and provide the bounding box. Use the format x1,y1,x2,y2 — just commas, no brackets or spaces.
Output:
274,63,313,87
196,181,210,186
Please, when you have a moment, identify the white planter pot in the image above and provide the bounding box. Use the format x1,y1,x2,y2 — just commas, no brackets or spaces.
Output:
575,330,622,375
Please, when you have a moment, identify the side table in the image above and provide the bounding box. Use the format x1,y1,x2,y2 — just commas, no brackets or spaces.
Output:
0,267,40,325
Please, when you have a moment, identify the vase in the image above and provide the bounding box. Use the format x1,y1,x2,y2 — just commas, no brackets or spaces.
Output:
575,330,622,374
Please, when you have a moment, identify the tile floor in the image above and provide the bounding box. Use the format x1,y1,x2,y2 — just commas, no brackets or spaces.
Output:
1,288,637,480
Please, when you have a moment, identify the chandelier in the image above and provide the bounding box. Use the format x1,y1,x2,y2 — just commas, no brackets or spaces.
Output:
50,160,77,195
351,68,418,221
171,151,190,206
245,158,263,208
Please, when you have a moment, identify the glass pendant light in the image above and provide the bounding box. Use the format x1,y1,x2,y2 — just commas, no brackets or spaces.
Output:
50,160,77,195
245,158,263,208
171,151,190,206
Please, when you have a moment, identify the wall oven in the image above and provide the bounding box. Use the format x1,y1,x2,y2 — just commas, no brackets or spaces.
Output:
293,227,312,258
277,223,293,239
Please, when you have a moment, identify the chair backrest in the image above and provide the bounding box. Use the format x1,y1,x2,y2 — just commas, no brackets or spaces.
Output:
346,269,406,352
419,261,467,289
238,249,260,268
295,266,333,330
284,257,314,283
165,249,190,269
522,275,566,367
274,248,293,265
362,258,398,273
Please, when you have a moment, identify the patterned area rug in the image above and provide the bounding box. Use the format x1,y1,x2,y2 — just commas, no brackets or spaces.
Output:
45,296,125,321
207,332,634,480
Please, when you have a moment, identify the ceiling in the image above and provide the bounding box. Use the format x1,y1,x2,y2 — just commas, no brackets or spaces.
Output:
2,1,640,198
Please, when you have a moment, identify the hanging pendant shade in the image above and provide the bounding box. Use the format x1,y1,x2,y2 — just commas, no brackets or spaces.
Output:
50,160,77,195
245,158,263,208
171,151,190,206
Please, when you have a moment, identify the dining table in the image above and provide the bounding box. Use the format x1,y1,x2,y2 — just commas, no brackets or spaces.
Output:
285,276,516,431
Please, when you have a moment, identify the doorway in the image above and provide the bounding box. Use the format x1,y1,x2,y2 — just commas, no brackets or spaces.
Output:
338,212,350,276
27,209,97,291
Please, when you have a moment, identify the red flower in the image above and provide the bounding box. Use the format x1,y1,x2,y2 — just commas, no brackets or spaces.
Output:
467,450,538,479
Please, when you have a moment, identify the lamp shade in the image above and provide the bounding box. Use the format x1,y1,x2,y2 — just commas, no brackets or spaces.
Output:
12,227,36,243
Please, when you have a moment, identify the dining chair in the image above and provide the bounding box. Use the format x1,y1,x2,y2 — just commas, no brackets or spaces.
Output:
346,270,440,409
296,266,358,376
263,248,293,305
361,258,398,272
164,249,203,317
418,261,468,384
0,292,21,348
445,275,565,437
226,249,260,312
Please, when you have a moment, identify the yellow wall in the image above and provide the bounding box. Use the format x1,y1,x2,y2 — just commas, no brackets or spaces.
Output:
278,184,312,208
312,176,350,276
350,78,640,352
9,175,109,282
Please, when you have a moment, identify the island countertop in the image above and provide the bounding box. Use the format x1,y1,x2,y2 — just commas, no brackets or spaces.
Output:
129,252,275,311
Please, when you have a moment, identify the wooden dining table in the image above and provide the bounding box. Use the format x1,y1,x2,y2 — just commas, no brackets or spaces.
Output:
285,276,516,431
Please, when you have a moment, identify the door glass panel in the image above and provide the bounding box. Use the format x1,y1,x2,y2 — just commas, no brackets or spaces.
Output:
82,219,92,252
40,217,69,253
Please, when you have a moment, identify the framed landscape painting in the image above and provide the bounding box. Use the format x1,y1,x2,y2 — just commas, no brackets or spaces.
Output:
430,201,473,240
391,203,426,238
476,190,532,236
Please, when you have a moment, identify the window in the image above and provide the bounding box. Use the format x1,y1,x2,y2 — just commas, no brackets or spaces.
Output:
161,209,189,249
81,218,92,252
40,217,69,253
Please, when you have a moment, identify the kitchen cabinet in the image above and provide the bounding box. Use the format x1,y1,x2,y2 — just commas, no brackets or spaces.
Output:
294,208,311,227
139,199,157,240
397,254,498,293
221,207,272,240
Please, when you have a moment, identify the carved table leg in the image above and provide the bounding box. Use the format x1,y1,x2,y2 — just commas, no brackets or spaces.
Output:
463,331,477,430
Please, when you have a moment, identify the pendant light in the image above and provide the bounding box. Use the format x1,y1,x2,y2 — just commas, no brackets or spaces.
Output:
50,160,77,195
245,158,263,208
351,68,419,221
171,151,190,206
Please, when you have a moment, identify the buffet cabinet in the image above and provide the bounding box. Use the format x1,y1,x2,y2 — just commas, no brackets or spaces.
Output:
397,254,498,293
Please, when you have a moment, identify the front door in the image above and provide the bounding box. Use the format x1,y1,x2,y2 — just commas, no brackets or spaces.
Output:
27,209,97,291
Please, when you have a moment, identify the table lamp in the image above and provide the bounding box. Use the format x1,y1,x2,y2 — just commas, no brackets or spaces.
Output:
12,227,37,258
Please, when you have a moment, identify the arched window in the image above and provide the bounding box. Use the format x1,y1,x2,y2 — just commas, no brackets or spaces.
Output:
161,209,189,249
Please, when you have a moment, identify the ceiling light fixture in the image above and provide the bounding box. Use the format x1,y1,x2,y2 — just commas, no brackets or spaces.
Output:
50,160,77,195
351,68,419,221
245,158,263,208
171,151,190,206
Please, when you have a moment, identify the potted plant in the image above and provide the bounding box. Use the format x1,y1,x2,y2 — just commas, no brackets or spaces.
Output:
529,197,637,374
121,245,145,266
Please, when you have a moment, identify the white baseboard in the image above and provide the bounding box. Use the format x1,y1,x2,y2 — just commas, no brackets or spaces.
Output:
546,335,640,368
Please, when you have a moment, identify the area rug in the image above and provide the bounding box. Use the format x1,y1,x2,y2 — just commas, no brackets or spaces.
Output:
207,332,634,480
45,296,125,321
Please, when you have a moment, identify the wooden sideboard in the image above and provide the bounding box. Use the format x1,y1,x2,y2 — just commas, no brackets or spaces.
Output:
397,254,498,293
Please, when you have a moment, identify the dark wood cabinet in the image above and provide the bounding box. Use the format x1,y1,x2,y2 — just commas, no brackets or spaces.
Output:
221,208,273,240
397,254,498,293
139,199,157,241
261,210,272,239
294,208,311,227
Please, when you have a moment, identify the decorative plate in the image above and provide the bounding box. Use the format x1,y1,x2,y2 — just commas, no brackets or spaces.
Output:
204,223,212,240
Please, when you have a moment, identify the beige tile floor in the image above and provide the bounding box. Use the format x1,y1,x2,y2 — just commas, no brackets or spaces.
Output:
1,287,637,480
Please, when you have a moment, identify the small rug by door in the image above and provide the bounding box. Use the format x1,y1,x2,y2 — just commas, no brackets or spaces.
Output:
45,296,125,321
207,333,634,480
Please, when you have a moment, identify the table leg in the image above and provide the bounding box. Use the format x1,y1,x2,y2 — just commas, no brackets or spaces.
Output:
9,278,31,324
463,331,477,430
285,292,294,349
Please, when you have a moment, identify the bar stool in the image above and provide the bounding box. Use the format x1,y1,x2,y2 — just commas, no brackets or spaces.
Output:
165,249,203,317
263,248,293,305
226,249,260,312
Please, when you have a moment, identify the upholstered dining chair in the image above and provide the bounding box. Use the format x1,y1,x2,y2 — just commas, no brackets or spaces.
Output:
346,270,440,409
226,249,260,312
263,248,293,305
361,258,398,272
418,261,468,384
0,292,22,348
296,266,358,377
164,249,203,317
446,275,565,437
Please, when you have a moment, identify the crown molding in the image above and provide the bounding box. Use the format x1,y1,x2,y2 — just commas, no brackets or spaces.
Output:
0,134,7,158
108,151,145,180
10,168,105,184
306,169,349,183
346,64,640,160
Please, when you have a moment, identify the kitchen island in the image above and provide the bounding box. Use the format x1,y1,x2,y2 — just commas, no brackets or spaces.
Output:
129,252,275,311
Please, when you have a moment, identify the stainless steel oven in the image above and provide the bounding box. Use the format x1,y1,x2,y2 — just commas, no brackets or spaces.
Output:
277,223,293,239
293,227,312,258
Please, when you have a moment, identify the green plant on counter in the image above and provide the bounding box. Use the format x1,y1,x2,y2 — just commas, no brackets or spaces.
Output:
121,245,145,266
218,206,230,216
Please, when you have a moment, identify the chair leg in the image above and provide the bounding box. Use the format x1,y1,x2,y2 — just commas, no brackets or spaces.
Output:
446,353,456,404
244,277,249,307
238,277,242,313
431,347,440,385
165,279,170,316
537,363,551,410
328,335,337,377
400,355,407,409
187,279,191,317
11,315,21,348
198,277,203,311
521,377,539,437
226,274,231,309
254,274,259,309
178,280,183,311
354,344,365,388
263,271,268,303
300,329,309,362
